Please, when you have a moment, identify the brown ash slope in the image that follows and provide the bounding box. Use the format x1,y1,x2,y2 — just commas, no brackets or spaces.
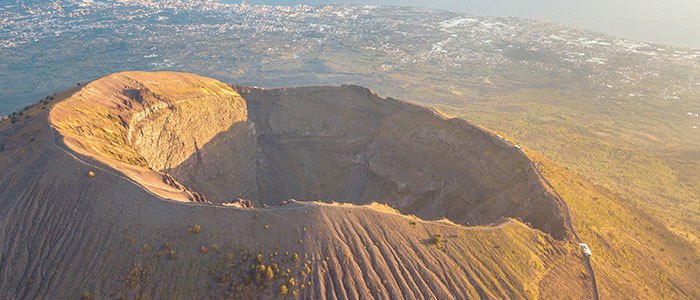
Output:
0,71,593,299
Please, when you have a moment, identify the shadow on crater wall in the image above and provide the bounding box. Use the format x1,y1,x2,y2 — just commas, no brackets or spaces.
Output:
169,84,568,239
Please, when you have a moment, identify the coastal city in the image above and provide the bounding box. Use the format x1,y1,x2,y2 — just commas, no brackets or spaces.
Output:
1,0,700,126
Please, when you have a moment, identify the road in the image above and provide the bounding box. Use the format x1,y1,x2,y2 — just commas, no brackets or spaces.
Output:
585,255,600,300
531,160,600,300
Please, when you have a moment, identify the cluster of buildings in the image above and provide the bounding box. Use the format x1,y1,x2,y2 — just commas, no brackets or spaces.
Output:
1,0,699,117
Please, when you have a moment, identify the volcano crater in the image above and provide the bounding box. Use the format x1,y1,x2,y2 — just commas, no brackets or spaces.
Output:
50,71,568,239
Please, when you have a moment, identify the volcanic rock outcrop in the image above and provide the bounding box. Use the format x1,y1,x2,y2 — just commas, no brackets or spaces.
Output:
0,72,595,299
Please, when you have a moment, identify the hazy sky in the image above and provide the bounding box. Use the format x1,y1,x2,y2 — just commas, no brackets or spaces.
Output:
243,0,700,49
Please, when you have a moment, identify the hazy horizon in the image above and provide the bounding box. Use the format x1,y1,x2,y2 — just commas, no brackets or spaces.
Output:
240,0,700,49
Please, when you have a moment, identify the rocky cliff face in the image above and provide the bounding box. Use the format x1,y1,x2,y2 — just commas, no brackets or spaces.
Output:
232,85,567,238
50,71,249,202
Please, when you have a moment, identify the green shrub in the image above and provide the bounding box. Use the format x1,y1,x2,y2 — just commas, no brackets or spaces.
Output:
81,290,94,300
189,224,202,234
279,284,289,296
429,234,445,250
125,265,149,289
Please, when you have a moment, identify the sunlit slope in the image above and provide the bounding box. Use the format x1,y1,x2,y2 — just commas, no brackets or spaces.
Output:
527,150,700,299
453,102,700,250
49,71,249,202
